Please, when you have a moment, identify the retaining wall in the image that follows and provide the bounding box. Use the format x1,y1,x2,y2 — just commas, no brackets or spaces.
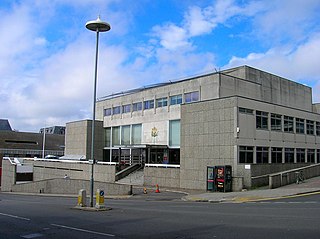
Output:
12,178,131,195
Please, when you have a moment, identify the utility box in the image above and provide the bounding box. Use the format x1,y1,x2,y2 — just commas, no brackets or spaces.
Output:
207,165,232,192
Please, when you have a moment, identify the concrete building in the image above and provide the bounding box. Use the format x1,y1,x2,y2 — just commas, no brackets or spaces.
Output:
39,126,66,135
0,120,65,161
65,66,320,191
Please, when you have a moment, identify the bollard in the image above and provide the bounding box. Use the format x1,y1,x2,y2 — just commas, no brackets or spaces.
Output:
95,189,105,209
77,189,86,207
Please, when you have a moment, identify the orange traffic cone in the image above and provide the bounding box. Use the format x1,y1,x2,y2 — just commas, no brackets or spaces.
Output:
143,187,147,194
155,184,160,193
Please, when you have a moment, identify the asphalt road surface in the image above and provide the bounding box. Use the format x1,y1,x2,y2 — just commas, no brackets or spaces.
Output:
0,192,320,239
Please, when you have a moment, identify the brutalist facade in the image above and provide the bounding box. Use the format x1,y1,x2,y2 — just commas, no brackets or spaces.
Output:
65,65,320,191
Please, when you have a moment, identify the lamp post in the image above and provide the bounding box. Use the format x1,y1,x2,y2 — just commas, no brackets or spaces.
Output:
86,16,111,207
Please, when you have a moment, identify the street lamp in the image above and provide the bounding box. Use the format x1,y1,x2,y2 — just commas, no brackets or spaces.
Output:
86,16,111,207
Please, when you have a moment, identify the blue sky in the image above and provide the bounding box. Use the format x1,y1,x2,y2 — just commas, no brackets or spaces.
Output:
1,0,320,132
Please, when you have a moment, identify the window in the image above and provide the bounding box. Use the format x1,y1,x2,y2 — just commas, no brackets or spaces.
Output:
144,100,154,110
156,97,168,108
307,149,315,163
317,149,320,163
256,111,268,130
121,125,130,145
170,95,182,105
239,146,253,163
296,118,305,134
284,116,294,133
306,120,314,135
285,148,294,163
104,127,111,147
239,107,253,114
296,148,305,163
256,147,269,164
112,106,121,115
316,122,320,136
169,120,180,147
122,104,131,114
132,102,142,112
112,126,120,146
184,91,199,103
131,124,142,145
104,108,112,116
271,147,282,163
271,113,282,131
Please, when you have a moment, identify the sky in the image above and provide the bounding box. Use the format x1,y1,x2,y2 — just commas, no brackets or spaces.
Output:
1,0,320,132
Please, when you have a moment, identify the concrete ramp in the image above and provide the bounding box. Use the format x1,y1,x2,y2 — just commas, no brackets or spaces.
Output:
11,178,132,196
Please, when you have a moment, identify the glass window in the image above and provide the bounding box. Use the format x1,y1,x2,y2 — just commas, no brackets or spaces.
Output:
271,113,282,131
271,147,282,163
169,120,180,147
239,146,253,163
112,106,121,115
316,122,320,136
239,107,253,114
144,100,154,110
156,97,168,108
121,125,130,145
132,124,142,145
122,104,131,114
306,120,314,135
307,149,315,163
170,95,182,105
256,147,268,164
256,111,268,130
284,116,294,133
104,127,111,147
285,148,294,163
104,108,112,116
296,118,305,134
112,126,120,146
296,148,305,163
184,91,199,103
317,149,320,163
132,102,142,112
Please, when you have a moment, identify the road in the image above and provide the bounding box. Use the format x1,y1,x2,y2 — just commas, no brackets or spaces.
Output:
0,192,320,239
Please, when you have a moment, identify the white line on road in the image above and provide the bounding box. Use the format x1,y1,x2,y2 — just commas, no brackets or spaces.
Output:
0,212,30,221
51,223,115,237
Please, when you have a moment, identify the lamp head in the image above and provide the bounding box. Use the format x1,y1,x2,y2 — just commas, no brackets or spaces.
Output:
86,16,111,32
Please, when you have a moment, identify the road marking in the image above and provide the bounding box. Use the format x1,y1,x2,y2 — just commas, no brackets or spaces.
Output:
0,212,30,221
51,224,115,237
21,233,43,238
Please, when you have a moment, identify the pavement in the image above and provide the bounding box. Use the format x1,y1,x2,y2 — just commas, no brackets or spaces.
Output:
182,176,320,203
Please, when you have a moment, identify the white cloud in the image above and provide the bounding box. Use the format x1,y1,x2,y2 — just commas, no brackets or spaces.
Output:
226,32,320,101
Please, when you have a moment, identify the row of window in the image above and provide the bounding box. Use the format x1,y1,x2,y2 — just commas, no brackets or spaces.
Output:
239,146,320,164
104,120,181,147
240,107,320,136
104,91,199,116
105,124,142,147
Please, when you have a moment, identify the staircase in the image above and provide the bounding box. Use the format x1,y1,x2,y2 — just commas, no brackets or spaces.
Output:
117,169,144,186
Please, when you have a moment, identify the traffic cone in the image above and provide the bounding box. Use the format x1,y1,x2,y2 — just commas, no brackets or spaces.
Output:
155,184,160,193
143,187,147,194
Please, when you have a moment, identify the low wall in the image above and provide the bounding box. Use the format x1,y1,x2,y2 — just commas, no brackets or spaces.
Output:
144,166,180,188
269,163,320,189
32,160,116,183
1,160,15,191
1,158,117,193
12,178,132,195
